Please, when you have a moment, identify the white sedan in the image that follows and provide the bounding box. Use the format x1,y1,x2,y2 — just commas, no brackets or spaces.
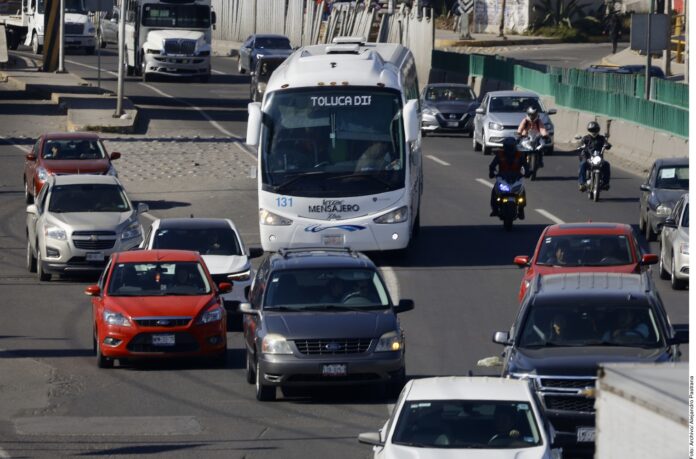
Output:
358,376,561,458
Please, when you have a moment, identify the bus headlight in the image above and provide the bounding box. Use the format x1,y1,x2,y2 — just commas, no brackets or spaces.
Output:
374,206,408,224
259,209,292,226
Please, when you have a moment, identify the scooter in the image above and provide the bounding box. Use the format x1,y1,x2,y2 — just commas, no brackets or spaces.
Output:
517,133,549,181
493,175,526,231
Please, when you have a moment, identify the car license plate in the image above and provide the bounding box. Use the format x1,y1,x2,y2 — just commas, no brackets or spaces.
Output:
322,364,347,377
322,235,344,246
576,427,595,442
151,334,175,346
86,252,104,262
447,121,459,127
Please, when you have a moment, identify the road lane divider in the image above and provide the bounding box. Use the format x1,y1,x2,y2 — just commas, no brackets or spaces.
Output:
426,155,450,166
475,178,494,189
535,209,565,225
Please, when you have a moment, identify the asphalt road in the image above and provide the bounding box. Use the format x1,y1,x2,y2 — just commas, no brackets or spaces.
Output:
0,47,688,458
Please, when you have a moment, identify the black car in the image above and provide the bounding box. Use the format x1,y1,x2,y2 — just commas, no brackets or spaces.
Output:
238,34,293,75
639,157,689,241
250,55,287,102
420,83,479,136
240,248,414,401
586,64,666,79
493,272,688,454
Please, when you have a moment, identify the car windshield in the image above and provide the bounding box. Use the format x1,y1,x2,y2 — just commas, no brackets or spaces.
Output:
48,184,130,213
152,227,242,256
255,37,291,49
260,87,406,197
263,268,390,310
535,234,634,267
142,4,210,28
425,86,475,102
43,139,107,160
107,262,211,296
655,166,689,189
518,302,663,348
489,96,543,113
391,400,542,449
38,0,86,14
682,204,689,227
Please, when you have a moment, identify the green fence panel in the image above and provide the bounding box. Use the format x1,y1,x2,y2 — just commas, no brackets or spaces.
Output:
469,54,486,76
651,78,689,108
514,66,558,96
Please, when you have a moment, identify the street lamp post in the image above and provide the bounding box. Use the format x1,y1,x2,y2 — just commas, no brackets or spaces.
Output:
57,0,65,72
115,0,126,117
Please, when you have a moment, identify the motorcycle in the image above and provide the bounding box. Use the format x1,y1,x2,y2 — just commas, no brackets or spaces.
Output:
493,175,526,231
576,136,611,202
517,133,549,181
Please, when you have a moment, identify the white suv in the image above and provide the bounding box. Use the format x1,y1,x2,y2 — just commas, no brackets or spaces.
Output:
26,175,147,281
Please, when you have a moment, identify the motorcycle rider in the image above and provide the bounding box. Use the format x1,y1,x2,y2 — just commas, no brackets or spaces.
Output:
578,121,612,192
517,106,549,167
489,137,530,219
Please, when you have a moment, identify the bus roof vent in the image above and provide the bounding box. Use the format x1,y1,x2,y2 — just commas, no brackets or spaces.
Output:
326,44,361,54
332,36,366,45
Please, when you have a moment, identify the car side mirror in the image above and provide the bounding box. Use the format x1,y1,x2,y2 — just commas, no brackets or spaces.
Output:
26,204,38,215
218,282,232,293
357,432,384,447
513,255,530,267
248,247,264,259
662,218,677,229
547,108,557,115
239,302,258,315
640,253,658,265
110,152,121,160
475,107,485,114
246,102,262,146
394,299,414,314
403,99,419,143
26,153,36,161
84,285,101,296
669,324,689,345
640,184,651,192
493,331,510,344
137,202,149,215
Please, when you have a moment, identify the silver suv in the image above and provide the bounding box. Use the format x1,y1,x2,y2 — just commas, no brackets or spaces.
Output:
26,175,148,281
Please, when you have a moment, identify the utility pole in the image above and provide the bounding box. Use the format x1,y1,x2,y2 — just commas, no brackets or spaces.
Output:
115,0,126,117
645,0,654,100
664,0,671,76
498,0,507,37
57,0,65,72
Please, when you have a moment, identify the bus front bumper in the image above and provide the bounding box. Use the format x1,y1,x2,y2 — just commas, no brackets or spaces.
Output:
143,54,211,77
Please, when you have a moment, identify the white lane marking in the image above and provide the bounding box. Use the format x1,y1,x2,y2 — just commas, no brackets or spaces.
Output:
380,266,400,303
64,59,256,161
535,209,565,225
426,155,450,166
0,446,10,458
475,178,494,189
0,135,31,153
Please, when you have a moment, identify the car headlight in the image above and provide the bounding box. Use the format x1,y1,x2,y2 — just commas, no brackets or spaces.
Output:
105,164,118,177
103,309,131,327
146,48,161,54
37,166,50,182
261,334,293,355
590,155,602,165
374,206,408,224
121,221,142,240
259,209,292,226
197,305,223,324
423,107,438,116
375,331,403,352
656,204,673,216
257,82,267,93
228,268,251,281
45,225,67,241
488,122,504,130
680,243,689,255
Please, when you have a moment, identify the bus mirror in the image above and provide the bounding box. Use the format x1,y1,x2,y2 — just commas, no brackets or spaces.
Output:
246,102,262,146
403,99,419,143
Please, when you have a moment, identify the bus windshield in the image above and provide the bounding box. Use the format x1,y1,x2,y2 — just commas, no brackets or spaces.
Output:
142,4,211,28
260,87,406,198
38,0,86,14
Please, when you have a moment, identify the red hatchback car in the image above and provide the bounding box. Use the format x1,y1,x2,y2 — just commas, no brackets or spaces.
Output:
86,250,231,368
513,223,658,301
23,132,121,203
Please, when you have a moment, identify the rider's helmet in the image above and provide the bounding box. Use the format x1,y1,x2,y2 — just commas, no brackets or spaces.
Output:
526,106,539,121
502,137,517,156
587,121,600,137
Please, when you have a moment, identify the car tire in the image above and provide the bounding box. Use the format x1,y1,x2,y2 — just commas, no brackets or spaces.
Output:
645,216,656,242
255,360,276,401
473,134,482,152
245,351,255,384
26,239,37,273
671,256,687,290
95,331,114,368
24,179,33,204
238,57,245,74
36,249,51,282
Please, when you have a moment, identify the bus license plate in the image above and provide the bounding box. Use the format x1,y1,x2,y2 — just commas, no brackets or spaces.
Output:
322,235,344,246
322,364,346,377
576,427,595,442
447,121,459,127
152,334,176,346
86,252,104,262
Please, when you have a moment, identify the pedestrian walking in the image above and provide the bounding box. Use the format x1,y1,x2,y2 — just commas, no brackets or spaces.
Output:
606,13,622,54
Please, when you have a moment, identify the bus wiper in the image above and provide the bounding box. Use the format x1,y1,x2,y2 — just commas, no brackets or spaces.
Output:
273,171,328,193
326,173,392,188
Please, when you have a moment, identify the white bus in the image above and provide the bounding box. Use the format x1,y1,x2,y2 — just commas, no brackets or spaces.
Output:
122,0,214,81
246,38,423,252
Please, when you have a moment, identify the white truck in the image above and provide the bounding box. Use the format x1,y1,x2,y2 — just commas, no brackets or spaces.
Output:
0,0,96,54
122,0,215,82
594,362,688,459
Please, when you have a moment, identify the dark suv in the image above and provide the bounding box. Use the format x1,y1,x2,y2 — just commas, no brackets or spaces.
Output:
492,272,688,454
240,248,414,401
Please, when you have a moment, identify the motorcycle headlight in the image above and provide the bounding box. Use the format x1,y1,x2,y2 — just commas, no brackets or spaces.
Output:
259,209,292,226
656,204,673,216
37,166,50,182
498,182,511,192
121,221,142,240
45,225,67,241
103,309,131,327
590,156,602,165
257,82,267,93
488,122,504,131
197,305,223,324
228,268,251,282
680,243,689,255
261,334,293,355
374,206,408,224
375,331,403,352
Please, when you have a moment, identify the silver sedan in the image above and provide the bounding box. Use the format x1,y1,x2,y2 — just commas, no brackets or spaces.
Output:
659,193,689,289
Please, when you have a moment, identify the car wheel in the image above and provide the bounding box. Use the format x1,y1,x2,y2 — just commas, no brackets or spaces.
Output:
24,179,33,204
255,360,276,401
671,256,687,290
238,56,246,74
95,330,114,368
245,351,255,384
645,216,656,242
36,249,51,282
26,239,37,273
473,134,482,152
